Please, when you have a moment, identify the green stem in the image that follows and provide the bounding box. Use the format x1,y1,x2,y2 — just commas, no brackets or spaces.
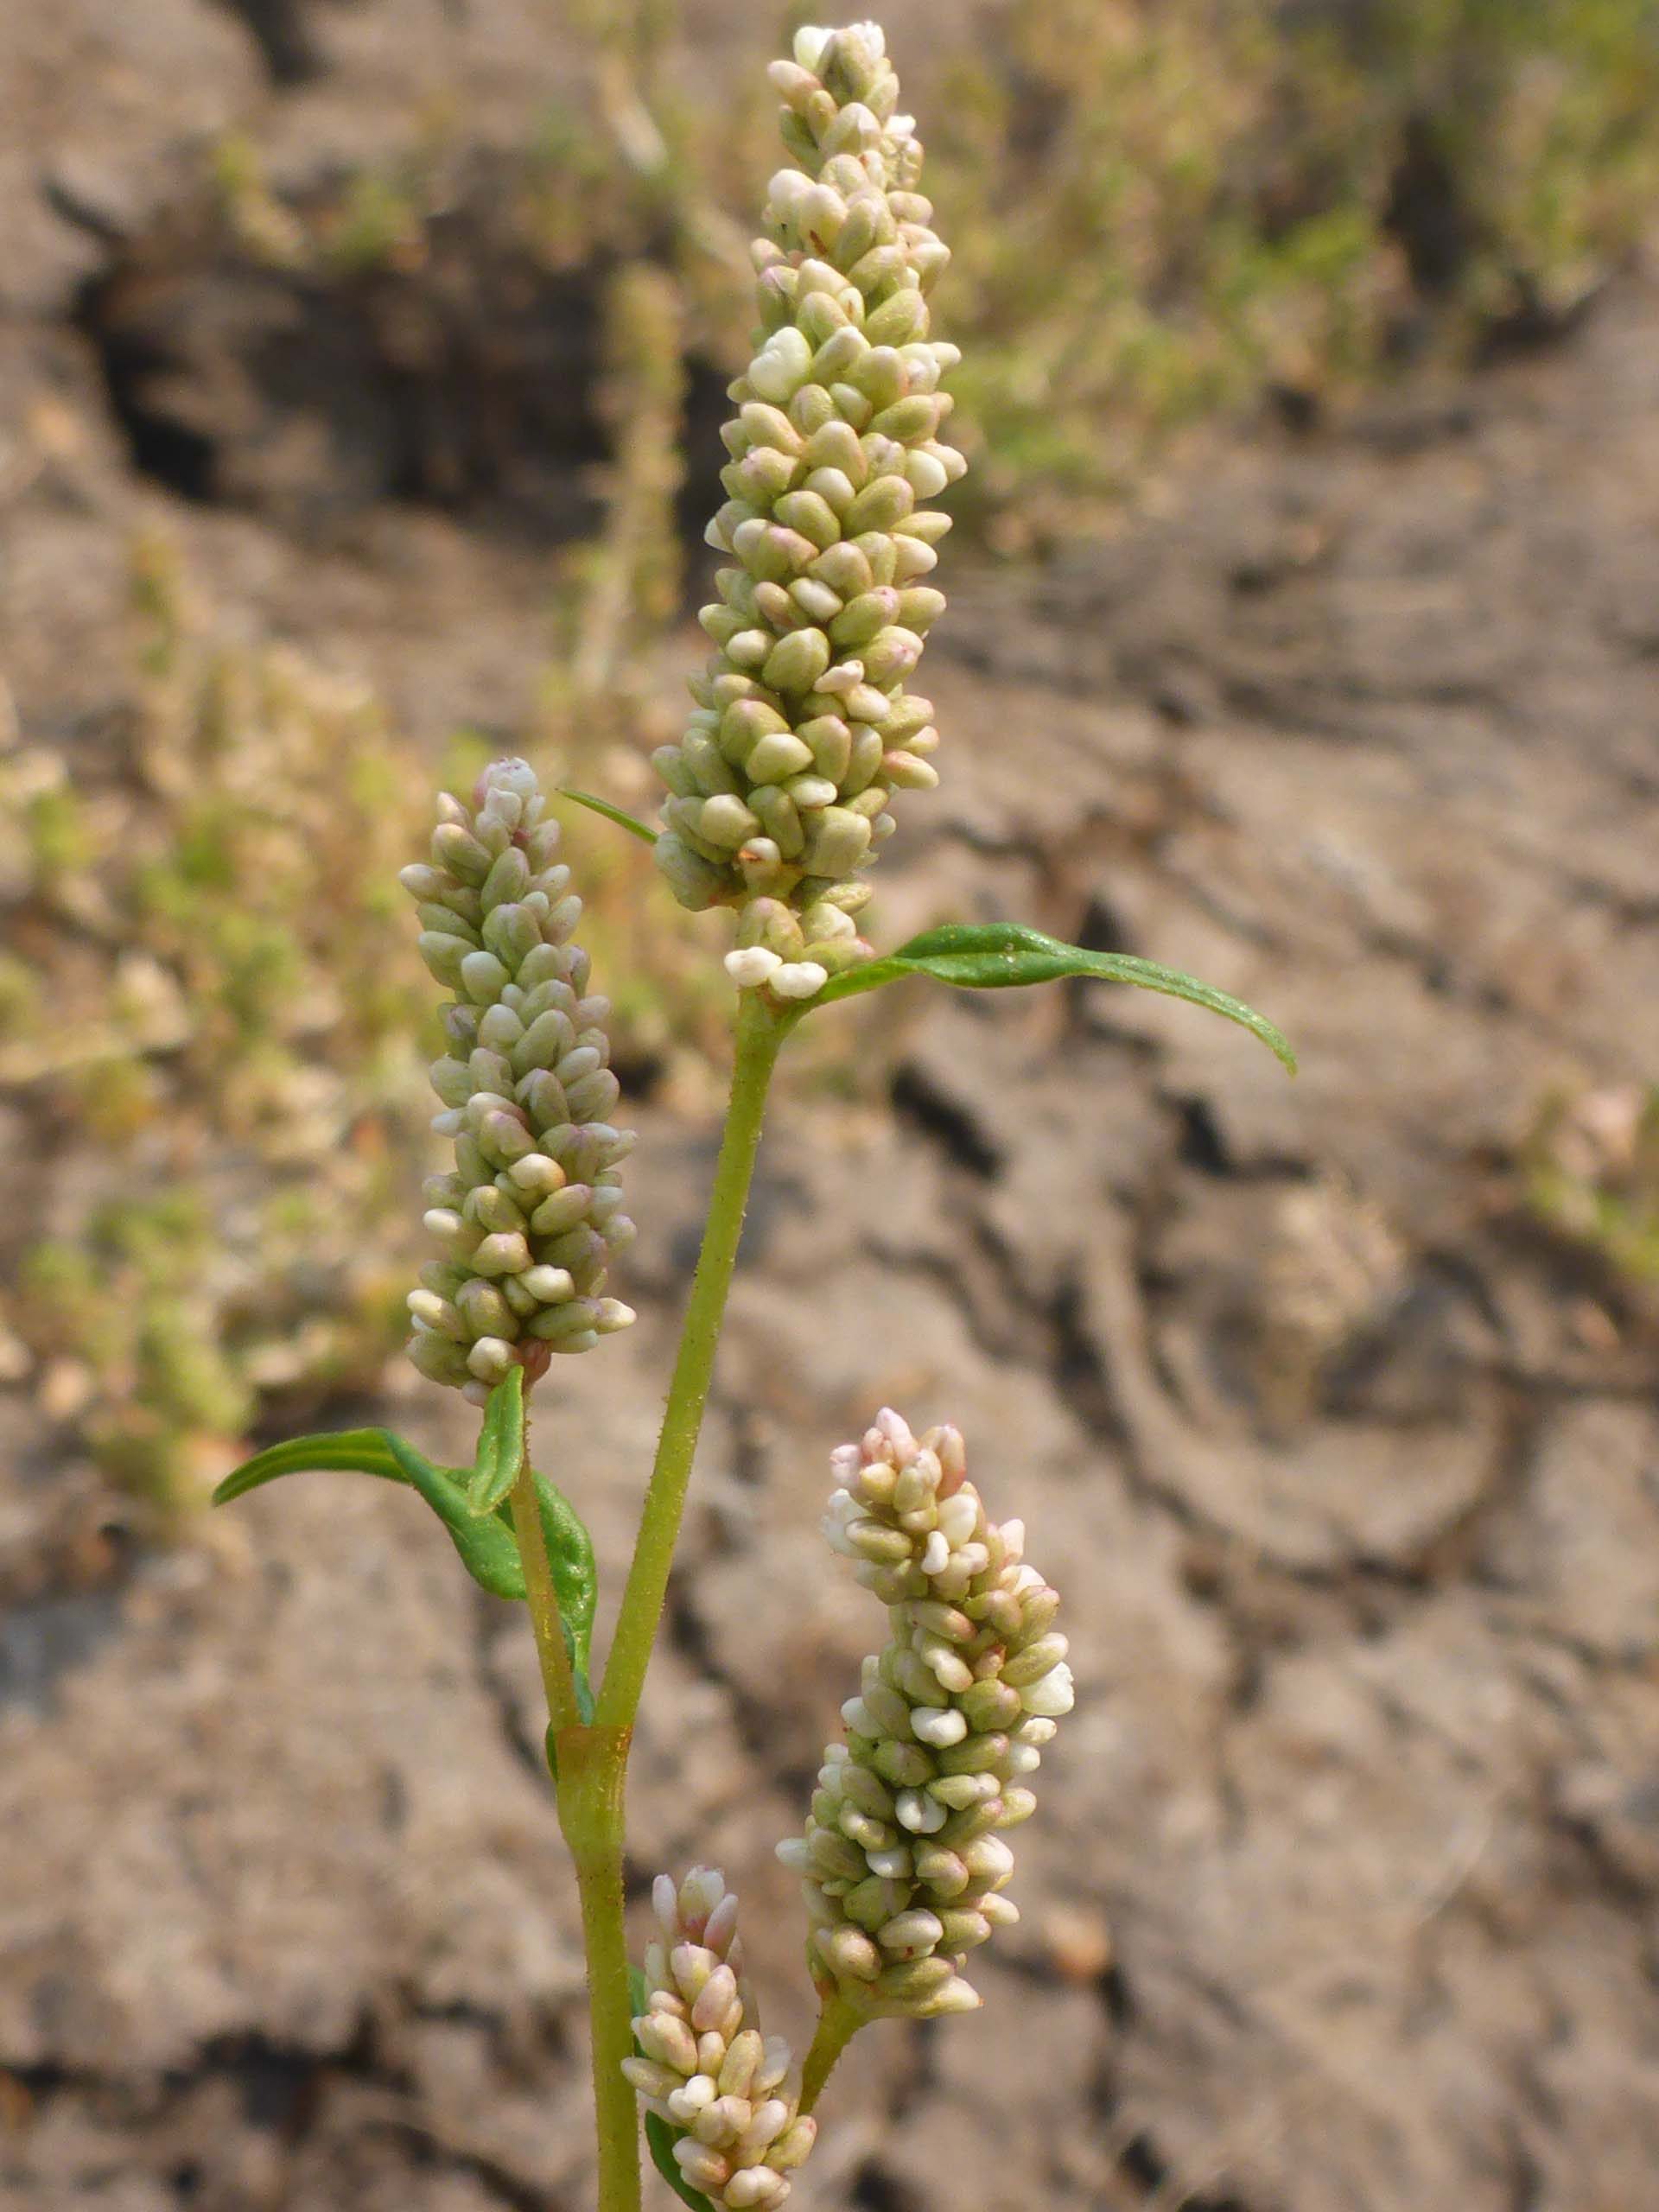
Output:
597,992,785,1730
510,1457,582,1735
799,1992,864,2115
512,1442,632,2200
557,1725,641,2212
540,994,786,2212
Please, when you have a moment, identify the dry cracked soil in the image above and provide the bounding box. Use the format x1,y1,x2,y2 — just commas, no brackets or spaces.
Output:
3,4,1659,2209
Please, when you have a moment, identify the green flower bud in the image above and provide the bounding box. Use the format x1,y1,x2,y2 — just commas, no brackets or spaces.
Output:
745,729,816,784
760,627,833,696
408,1330,470,1385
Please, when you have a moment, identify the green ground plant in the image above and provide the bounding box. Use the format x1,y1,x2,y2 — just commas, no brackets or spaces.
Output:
925,0,1659,535
1,542,432,1511
1523,1080,1659,1291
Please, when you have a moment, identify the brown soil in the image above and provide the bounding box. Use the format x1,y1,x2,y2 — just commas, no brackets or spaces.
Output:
4,6,1659,2210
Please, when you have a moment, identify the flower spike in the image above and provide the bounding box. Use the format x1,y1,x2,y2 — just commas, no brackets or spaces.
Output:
399,757,636,1403
779,1409,1073,2018
624,1867,817,2208
652,21,965,1004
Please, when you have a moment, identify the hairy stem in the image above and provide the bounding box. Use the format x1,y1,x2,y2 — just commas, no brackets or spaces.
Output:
597,992,786,1729
799,1992,865,2117
512,1433,632,2201
543,994,786,2212
558,1726,640,2212
510,1455,582,1734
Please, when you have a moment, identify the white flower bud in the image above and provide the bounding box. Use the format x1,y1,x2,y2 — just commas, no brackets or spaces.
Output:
465,1336,514,1383
1022,1662,1076,1718
768,960,829,1001
911,1707,967,1748
726,946,785,988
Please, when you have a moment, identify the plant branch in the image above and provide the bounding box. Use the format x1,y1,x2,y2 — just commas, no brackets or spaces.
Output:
559,1726,641,2212
541,991,785,2212
799,1992,864,2116
596,992,785,1730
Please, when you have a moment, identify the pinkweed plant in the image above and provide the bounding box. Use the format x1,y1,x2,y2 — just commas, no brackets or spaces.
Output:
215,23,1292,2211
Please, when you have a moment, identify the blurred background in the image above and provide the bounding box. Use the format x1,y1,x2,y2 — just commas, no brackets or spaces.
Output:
3,2,1659,2206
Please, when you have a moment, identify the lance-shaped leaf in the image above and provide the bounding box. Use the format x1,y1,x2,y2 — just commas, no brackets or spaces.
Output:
645,2103,716,2211
559,785,658,845
512,1471,599,1685
213,1429,411,1499
213,1428,597,1649
628,1968,719,2212
810,921,1295,1071
469,1366,525,1516
213,1427,526,1599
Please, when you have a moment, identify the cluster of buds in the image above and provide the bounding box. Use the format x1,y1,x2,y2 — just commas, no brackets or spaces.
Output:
652,21,965,1003
779,1410,1073,2018
624,1868,817,2209
399,760,635,1403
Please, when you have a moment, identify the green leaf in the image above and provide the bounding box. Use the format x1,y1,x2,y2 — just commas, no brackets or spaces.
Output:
645,2113,716,2212
213,1427,522,1603
211,1428,410,1503
380,1433,529,1600
813,921,1295,1071
499,1469,600,1682
468,1366,524,1516
628,1969,718,2212
537,1473,597,1680
213,1427,600,1669
559,785,658,846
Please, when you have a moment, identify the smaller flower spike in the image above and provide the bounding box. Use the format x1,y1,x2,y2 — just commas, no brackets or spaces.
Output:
779,1410,1073,2018
624,1867,817,2209
400,758,636,1404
